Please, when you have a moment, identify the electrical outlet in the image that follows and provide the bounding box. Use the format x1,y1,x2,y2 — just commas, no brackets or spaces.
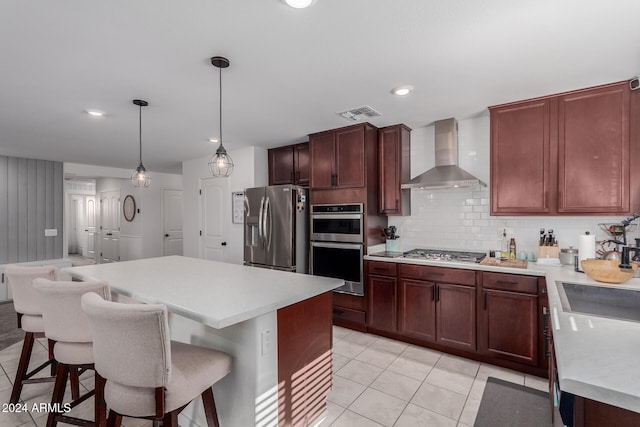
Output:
45,229,58,237
261,329,272,356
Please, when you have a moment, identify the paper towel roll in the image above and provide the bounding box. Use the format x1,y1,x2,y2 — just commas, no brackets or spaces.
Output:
578,234,596,261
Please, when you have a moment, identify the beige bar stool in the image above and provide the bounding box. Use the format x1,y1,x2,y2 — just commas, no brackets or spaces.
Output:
5,264,59,404
81,293,232,427
33,278,111,427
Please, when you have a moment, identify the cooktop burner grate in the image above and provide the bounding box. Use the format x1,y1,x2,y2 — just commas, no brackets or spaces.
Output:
403,248,486,263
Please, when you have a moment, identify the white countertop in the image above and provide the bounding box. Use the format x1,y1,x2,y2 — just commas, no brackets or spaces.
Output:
365,253,640,412
63,255,343,329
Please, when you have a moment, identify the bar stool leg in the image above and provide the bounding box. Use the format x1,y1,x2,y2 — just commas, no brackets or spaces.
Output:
94,372,107,427
201,387,221,427
46,363,69,427
10,332,35,404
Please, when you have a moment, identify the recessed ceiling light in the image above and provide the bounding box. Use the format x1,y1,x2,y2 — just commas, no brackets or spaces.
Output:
86,109,105,117
209,138,220,144
283,0,314,8
391,85,414,96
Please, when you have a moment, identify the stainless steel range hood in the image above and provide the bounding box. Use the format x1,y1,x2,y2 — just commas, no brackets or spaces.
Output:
401,118,487,190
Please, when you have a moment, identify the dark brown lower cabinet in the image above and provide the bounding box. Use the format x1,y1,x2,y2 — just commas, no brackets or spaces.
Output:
398,278,436,341
367,274,396,332
437,283,476,351
480,272,539,366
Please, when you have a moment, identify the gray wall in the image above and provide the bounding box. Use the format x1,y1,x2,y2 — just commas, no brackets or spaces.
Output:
0,156,64,264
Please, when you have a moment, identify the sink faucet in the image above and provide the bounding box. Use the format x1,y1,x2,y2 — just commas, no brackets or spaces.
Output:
619,245,640,269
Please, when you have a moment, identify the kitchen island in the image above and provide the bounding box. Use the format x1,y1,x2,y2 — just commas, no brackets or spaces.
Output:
364,252,640,422
64,255,344,427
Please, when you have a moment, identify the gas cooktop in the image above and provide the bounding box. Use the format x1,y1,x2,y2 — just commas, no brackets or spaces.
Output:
402,248,487,263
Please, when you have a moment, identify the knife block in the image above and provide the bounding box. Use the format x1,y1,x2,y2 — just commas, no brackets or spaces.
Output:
538,244,559,260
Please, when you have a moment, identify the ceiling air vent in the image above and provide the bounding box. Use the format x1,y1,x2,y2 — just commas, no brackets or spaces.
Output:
337,105,381,121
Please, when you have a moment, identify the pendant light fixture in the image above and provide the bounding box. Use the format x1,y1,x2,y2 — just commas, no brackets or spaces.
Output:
131,99,151,187
208,56,234,177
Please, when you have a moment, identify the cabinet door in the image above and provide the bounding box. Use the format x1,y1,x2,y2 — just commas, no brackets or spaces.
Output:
558,83,630,213
268,146,294,185
335,126,365,188
436,283,476,350
367,274,396,332
490,98,553,214
482,289,538,365
379,126,401,214
398,279,436,342
309,132,335,189
294,143,310,186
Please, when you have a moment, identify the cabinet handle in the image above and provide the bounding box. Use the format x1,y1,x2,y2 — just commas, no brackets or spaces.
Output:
295,171,300,181
435,285,439,302
395,199,399,209
290,171,295,182
428,272,445,278
431,286,435,301
496,280,518,285
333,309,344,315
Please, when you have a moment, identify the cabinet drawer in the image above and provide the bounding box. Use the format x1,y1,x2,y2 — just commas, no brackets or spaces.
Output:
483,272,537,294
332,306,366,324
398,264,475,286
368,261,397,277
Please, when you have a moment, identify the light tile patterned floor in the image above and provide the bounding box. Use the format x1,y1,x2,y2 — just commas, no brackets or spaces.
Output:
318,326,549,427
0,329,549,427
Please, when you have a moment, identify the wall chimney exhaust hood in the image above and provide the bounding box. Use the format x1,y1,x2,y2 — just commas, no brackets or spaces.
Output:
401,118,487,190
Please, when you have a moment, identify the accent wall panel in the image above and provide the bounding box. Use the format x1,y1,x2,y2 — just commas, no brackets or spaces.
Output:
0,155,63,264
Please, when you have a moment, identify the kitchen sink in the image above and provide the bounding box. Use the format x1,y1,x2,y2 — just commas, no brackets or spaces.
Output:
557,281,640,323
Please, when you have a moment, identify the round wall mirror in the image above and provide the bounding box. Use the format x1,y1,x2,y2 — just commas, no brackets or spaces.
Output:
123,195,136,222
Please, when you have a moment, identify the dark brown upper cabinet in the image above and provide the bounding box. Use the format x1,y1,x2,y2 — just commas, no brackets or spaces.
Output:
268,142,309,186
490,81,633,215
378,124,411,216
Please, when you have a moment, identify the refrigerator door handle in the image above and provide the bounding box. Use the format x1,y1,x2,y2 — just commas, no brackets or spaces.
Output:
258,196,266,247
264,196,272,249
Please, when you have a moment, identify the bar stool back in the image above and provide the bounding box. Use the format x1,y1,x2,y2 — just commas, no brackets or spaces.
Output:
81,292,232,427
34,278,111,427
5,264,59,404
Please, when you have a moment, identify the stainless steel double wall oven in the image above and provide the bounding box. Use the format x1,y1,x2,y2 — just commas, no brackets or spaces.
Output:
310,203,364,296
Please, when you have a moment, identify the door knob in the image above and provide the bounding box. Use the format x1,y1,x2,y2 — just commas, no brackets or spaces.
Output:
221,242,227,246
165,234,169,237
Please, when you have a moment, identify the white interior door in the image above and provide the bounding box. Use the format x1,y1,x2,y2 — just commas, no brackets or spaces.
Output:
68,196,79,254
163,189,183,256
200,177,229,262
85,196,96,259
100,190,120,263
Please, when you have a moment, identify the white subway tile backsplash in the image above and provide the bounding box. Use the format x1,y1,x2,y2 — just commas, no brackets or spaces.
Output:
388,188,636,254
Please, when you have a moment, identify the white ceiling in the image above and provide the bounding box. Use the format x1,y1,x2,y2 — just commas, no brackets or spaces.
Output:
1,0,639,175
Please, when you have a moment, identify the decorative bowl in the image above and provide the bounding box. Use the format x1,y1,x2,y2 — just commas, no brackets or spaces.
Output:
581,259,637,284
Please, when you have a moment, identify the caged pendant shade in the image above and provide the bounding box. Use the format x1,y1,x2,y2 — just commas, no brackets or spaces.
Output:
208,56,234,177
131,99,151,187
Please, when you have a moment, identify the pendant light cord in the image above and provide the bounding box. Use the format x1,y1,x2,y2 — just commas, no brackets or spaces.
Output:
219,64,223,146
139,103,143,164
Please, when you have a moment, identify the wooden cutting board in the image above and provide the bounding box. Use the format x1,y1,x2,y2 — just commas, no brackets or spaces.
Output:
480,258,528,269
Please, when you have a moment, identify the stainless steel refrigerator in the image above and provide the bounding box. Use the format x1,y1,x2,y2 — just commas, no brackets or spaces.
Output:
243,185,308,273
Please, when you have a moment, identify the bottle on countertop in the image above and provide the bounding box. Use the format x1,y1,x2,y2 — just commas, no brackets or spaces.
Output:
500,229,508,259
509,238,517,260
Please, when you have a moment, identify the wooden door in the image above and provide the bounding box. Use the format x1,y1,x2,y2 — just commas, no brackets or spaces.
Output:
436,283,476,350
490,98,553,214
482,289,538,365
268,146,294,185
162,189,183,256
335,126,365,188
398,278,436,342
309,131,335,189
99,190,120,263
294,143,309,185
367,274,396,332
557,83,630,213
199,177,229,262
